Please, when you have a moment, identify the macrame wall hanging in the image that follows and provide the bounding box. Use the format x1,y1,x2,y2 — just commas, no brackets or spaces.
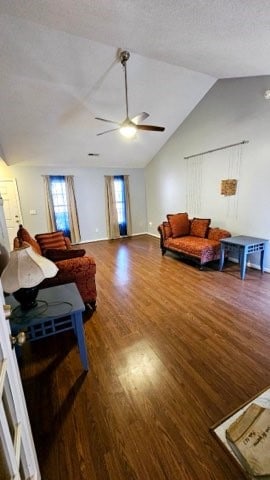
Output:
185,140,247,219
186,155,203,217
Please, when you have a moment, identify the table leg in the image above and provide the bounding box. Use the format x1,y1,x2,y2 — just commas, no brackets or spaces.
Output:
72,312,89,371
238,248,241,264
240,247,247,280
219,244,225,271
260,249,265,274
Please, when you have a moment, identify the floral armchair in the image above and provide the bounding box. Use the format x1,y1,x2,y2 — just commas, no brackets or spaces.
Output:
15,225,97,310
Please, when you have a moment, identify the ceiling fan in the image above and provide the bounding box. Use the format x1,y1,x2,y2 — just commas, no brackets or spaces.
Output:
95,50,165,138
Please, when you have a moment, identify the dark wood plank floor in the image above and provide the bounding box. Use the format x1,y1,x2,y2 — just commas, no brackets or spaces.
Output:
19,235,270,480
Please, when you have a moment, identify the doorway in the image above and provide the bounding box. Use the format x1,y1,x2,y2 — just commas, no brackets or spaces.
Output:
0,179,23,250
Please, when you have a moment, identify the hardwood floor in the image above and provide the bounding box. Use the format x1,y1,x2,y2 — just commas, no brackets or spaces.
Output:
20,235,270,479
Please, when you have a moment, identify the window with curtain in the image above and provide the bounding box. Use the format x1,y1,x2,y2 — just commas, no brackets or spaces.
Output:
114,175,127,236
49,176,71,238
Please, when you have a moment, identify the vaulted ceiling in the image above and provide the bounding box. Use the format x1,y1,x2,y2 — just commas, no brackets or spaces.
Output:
1,1,270,168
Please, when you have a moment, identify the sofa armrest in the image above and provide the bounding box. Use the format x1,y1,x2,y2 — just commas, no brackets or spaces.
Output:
45,248,86,261
55,255,96,273
157,224,165,252
158,222,173,254
158,222,172,240
208,228,231,241
157,223,165,238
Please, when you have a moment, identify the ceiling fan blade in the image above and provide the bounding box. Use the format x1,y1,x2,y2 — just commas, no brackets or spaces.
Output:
95,117,120,125
97,127,120,136
136,124,165,132
131,112,149,125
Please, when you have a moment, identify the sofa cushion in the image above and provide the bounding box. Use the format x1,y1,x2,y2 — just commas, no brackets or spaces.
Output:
165,236,221,263
17,226,42,255
45,248,86,262
35,231,67,255
190,218,211,238
167,213,189,238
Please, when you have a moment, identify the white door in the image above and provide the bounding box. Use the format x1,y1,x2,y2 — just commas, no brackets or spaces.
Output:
0,180,23,250
0,283,40,479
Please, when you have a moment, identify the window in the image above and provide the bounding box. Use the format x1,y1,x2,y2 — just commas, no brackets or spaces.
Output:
114,175,127,236
49,176,71,238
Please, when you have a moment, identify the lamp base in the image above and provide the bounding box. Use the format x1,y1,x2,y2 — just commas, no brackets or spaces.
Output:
13,286,39,310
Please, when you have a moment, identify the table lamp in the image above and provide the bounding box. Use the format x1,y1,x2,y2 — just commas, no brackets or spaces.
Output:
1,244,58,310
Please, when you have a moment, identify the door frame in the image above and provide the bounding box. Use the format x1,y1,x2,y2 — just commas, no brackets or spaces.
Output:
0,178,23,250
0,283,40,479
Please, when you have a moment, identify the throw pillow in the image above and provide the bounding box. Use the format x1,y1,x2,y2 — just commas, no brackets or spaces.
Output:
167,213,189,238
35,231,67,255
45,248,86,261
190,218,211,238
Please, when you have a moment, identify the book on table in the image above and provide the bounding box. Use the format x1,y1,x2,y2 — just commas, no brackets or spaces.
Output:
225,402,270,479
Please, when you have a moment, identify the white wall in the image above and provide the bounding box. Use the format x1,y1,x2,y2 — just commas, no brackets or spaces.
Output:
0,162,147,242
146,76,270,268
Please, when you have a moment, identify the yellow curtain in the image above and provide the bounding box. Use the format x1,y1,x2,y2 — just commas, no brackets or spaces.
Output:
65,176,81,243
104,176,120,239
42,175,56,232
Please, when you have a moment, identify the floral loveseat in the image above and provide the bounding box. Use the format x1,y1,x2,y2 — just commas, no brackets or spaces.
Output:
15,225,97,310
158,213,231,268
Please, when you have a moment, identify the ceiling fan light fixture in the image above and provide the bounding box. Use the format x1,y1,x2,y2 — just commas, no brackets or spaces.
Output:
119,124,137,138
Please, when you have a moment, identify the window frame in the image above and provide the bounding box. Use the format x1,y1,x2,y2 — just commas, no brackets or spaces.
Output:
49,175,71,238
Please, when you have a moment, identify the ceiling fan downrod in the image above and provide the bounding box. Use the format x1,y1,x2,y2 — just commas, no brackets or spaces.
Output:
120,50,130,120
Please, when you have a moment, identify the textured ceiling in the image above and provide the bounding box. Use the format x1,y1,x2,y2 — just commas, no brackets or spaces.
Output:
1,0,270,168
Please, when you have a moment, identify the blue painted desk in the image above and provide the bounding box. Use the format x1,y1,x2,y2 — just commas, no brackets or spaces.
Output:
7,283,89,371
219,235,268,280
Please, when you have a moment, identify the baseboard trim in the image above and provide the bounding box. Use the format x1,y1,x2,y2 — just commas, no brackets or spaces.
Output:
75,237,108,244
130,232,148,237
71,238,270,272
75,232,150,245
228,257,270,273
146,232,159,238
